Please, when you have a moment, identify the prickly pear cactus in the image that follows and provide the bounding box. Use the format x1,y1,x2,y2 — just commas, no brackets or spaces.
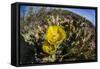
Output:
20,7,96,64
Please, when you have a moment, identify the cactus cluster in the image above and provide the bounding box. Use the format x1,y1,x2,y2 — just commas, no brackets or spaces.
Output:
20,7,96,64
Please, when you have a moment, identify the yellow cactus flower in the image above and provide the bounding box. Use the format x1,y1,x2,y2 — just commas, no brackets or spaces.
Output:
42,41,56,54
45,25,66,45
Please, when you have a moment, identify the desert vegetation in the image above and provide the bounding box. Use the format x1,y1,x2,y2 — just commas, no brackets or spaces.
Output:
20,6,96,64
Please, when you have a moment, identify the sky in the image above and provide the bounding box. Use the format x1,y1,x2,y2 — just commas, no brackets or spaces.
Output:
64,8,96,26
20,5,96,26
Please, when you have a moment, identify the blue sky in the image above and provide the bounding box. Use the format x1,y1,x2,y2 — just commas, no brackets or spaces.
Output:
20,5,96,26
64,8,96,26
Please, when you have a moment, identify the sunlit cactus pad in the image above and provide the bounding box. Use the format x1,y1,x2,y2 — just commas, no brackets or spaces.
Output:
20,6,96,64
